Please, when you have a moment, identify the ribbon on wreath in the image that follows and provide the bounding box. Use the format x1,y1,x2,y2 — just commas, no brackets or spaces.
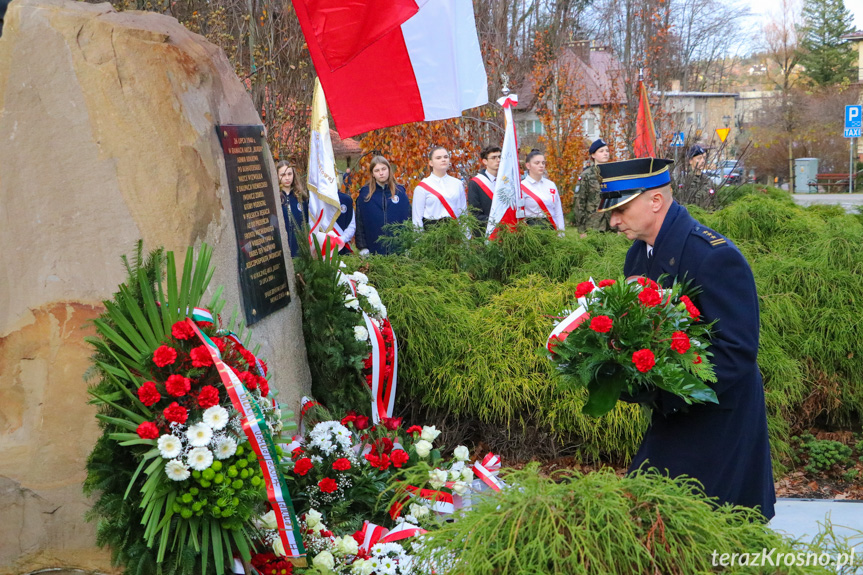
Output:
472,453,504,492
545,305,588,355
356,520,427,554
346,279,398,424
185,315,306,563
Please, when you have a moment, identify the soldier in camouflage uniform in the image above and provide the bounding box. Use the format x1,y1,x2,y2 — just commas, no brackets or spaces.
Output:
571,139,612,232
681,145,714,209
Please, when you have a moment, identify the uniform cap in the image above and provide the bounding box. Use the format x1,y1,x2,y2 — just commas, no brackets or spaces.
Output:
588,139,608,155
687,144,707,160
596,158,674,212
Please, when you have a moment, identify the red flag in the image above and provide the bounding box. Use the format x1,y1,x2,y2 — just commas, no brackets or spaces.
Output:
298,0,426,71
292,0,488,138
633,78,656,158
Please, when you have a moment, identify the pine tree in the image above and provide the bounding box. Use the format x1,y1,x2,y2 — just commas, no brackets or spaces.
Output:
797,0,856,86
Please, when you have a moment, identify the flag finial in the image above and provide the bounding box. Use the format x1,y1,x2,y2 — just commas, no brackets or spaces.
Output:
501,73,510,97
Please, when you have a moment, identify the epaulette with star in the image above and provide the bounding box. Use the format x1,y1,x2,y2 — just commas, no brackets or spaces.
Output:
692,225,727,247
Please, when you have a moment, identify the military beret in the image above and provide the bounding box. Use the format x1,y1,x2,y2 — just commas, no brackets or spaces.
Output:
596,158,674,212
588,139,608,155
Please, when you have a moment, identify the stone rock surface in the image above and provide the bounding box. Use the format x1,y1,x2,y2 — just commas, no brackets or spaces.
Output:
0,1,311,572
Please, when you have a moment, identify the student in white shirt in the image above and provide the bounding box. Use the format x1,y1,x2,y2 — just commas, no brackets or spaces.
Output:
520,149,565,231
411,146,468,230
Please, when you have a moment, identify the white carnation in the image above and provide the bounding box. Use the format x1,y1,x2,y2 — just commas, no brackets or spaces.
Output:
354,325,369,341
157,434,182,459
344,297,360,310
350,272,369,284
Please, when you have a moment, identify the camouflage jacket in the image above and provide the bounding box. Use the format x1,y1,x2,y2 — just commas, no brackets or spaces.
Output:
570,164,611,232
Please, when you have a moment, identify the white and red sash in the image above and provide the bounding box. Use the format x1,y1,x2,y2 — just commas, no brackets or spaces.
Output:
520,183,557,229
418,181,457,219
470,174,494,200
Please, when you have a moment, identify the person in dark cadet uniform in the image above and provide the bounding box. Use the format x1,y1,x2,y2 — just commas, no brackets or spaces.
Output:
596,157,776,520
680,144,714,208
355,155,411,256
467,145,501,235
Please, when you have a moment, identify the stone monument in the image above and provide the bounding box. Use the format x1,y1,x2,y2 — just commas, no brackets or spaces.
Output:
0,1,311,572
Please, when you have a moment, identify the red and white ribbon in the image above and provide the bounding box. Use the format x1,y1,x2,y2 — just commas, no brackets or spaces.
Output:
357,520,426,553
546,305,588,354
472,453,504,492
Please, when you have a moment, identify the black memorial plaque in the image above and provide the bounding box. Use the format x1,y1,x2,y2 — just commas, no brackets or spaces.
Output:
217,124,290,325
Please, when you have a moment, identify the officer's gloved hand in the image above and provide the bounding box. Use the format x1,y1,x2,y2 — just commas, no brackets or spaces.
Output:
619,387,658,405
359,249,370,257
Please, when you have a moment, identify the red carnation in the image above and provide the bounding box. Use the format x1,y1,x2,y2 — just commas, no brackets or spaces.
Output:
598,279,616,288
190,346,214,368
406,425,422,436
238,371,257,391
240,348,257,367
137,381,161,407
354,415,370,430
293,457,313,476
332,458,352,471
196,321,214,329
670,331,691,354
163,402,188,424
693,355,703,365
136,421,160,439
341,414,357,426
632,349,656,373
363,355,374,370
637,277,659,290
375,453,392,471
171,320,196,340
574,281,595,298
258,377,270,398
165,374,191,397
291,447,304,458
197,385,220,408
680,295,701,320
382,416,402,431
212,337,226,353
589,315,613,333
638,288,662,308
391,449,409,468
153,345,177,367
318,477,338,493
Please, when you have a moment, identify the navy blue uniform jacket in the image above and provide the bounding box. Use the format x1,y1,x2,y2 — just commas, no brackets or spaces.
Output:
336,191,355,256
625,201,776,519
355,183,411,255
280,191,308,258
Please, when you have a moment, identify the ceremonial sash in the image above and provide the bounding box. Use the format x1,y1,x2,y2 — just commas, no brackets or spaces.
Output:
418,181,457,219
470,174,494,200
520,183,557,229
185,316,306,564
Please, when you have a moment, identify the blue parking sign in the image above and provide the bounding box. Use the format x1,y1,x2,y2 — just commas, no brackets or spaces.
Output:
845,105,862,138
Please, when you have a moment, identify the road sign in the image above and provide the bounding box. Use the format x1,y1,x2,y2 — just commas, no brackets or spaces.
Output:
670,132,684,147
716,128,730,143
845,105,862,138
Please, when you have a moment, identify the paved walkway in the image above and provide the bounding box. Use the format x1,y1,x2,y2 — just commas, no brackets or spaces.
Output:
792,193,863,213
769,498,863,545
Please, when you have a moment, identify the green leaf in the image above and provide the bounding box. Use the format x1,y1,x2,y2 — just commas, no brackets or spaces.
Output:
96,414,140,432
582,363,627,417
211,519,225,575
92,319,140,362
201,519,211,575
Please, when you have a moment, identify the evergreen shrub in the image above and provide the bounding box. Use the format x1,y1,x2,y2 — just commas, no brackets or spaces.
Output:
357,199,863,469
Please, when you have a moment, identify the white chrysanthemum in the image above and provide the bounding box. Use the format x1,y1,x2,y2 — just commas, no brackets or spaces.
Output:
186,423,213,447
157,434,183,459
354,325,369,341
350,271,369,284
165,459,190,481
453,445,470,461
187,447,214,471
203,405,229,430
215,437,237,460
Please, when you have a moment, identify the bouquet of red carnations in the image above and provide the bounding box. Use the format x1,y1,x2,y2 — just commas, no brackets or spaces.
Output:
546,276,718,416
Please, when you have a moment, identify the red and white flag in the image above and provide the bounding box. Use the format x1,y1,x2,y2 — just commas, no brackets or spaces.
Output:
292,0,488,138
486,94,524,238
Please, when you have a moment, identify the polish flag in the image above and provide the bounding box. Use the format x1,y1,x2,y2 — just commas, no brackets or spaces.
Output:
486,94,525,238
293,0,488,138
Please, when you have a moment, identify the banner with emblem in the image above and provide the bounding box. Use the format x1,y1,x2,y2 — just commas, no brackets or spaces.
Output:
486,94,525,238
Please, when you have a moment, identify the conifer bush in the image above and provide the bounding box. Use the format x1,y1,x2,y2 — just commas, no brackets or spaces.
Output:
356,196,863,470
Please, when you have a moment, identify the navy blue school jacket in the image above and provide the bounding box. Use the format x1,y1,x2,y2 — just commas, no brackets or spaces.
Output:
336,191,355,256
355,183,411,255
624,201,776,520
280,190,308,258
